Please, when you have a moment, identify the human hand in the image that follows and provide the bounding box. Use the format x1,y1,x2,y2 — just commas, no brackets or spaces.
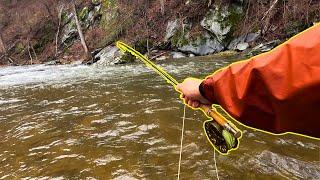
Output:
176,78,211,108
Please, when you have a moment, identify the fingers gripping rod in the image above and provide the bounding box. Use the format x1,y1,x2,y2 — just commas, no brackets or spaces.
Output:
116,41,241,138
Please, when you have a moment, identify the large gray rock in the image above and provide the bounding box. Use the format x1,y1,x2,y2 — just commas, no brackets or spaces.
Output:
60,13,77,47
60,4,102,47
164,19,180,41
228,32,260,51
93,46,122,66
201,8,231,42
201,5,243,45
178,33,224,56
248,40,281,56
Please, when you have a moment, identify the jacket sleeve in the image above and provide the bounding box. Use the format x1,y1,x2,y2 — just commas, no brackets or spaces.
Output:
200,24,320,138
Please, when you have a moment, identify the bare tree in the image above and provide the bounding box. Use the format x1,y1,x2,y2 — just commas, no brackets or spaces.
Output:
0,33,6,54
160,0,165,15
261,0,280,35
55,5,64,57
27,40,33,65
72,2,90,60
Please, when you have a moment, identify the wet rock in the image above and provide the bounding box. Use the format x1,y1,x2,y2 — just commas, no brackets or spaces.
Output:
171,51,186,59
235,42,249,51
228,32,260,51
164,19,180,41
44,60,61,65
60,13,77,47
248,39,281,56
60,4,102,47
93,46,121,66
201,8,231,42
178,33,224,56
201,5,243,45
155,55,167,61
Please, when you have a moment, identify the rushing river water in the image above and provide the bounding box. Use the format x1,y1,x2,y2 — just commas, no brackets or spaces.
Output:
0,56,319,179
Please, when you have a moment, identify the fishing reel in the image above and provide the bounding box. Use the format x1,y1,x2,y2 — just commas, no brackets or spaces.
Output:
203,119,239,154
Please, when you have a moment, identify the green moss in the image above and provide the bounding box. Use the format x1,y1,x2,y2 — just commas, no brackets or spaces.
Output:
79,7,89,21
15,42,25,54
92,0,100,5
171,29,190,47
119,52,135,63
133,39,153,55
216,4,243,46
33,22,56,53
285,21,308,37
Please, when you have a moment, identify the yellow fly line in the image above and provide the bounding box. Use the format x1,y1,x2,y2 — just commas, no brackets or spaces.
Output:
116,41,242,155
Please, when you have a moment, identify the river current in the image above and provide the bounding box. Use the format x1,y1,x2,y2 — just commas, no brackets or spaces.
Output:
0,56,319,179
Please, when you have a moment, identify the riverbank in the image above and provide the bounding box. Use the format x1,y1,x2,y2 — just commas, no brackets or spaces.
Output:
0,0,319,66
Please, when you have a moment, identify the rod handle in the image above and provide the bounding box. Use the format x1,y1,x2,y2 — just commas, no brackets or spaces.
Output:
200,104,241,138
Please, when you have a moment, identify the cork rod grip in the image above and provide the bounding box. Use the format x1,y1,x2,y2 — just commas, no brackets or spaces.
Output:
200,104,241,138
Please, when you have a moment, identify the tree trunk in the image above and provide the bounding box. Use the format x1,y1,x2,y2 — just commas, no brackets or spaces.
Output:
160,0,165,15
55,6,64,57
72,3,90,60
27,41,33,65
0,33,6,54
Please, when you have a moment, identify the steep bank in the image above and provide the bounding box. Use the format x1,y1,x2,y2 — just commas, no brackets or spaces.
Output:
0,0,319,66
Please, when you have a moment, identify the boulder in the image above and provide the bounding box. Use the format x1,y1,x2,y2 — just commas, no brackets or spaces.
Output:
164,19,180,42
228,32,260,51
93,46,121,66
201,5,243,46
235,42,249,51
248,40,281,56
178,33,224,56
171,52,186,59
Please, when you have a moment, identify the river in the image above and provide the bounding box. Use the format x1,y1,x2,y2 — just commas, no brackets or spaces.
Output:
0,56,319,179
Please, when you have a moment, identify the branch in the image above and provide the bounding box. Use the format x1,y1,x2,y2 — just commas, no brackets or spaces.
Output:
261,0,279,21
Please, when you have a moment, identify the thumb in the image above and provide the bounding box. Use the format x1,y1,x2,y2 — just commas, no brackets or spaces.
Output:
176,83,182,92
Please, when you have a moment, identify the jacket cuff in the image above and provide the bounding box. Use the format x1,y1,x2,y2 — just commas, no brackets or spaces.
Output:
199,79,217,104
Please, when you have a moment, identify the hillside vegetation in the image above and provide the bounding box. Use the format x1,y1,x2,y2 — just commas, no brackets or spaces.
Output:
0,0,319,65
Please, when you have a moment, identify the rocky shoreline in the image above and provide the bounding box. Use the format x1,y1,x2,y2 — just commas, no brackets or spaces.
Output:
0,0,318,66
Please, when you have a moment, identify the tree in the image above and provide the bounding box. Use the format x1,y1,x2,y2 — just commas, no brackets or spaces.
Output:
55,5,64,57
72,2,90,60
0,33,5,54
160,0,165,15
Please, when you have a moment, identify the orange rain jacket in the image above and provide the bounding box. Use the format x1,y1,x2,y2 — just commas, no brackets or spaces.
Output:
200,24,320,138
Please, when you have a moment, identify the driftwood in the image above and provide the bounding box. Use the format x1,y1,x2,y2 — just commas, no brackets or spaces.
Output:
150,52,166,60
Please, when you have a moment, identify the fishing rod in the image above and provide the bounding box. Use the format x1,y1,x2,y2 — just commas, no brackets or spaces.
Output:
116,41,242,154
